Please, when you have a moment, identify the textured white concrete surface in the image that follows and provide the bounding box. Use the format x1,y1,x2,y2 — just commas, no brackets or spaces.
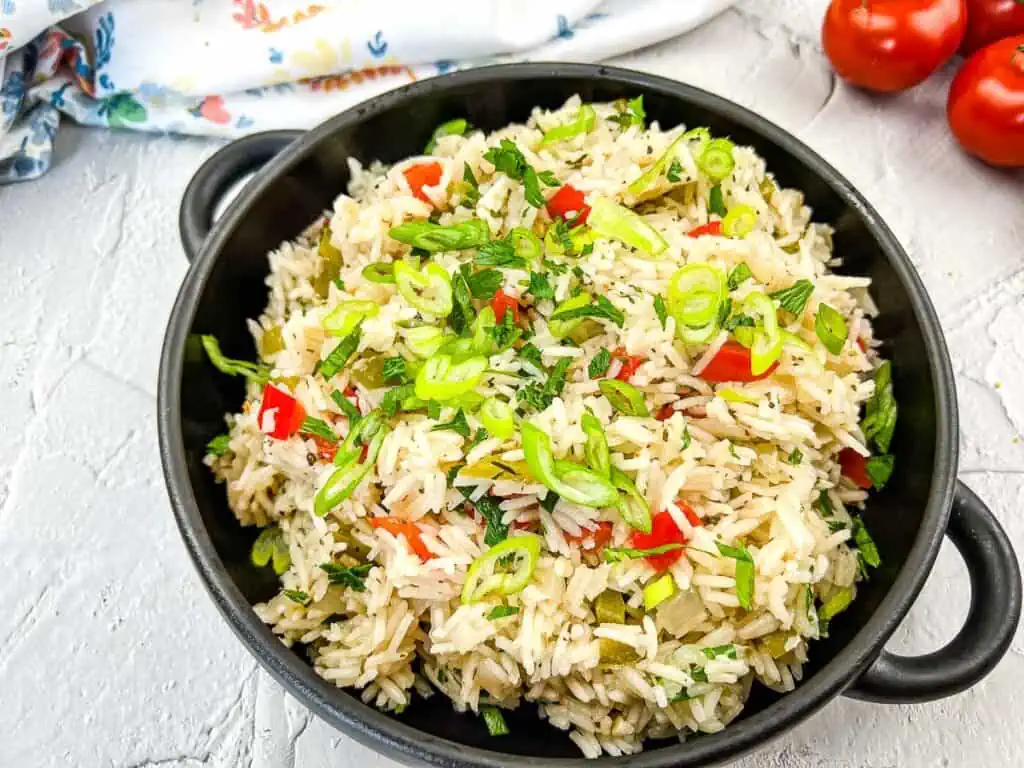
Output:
1,2,1023,766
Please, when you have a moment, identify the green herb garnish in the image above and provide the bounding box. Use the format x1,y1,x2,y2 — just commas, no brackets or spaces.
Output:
589,348,612,379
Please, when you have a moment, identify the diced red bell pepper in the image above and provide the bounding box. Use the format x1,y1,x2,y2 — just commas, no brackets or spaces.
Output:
403,162,443,204
546,184,590,225
630,511,688,572
655,403,677,421
565,521,614,551
257,384,307,440
491,289,521,324
369,518,435,560
839,448,873,490
611,347,646,382
688,221,722,237
309,435,338,462
675,499,702,528
698,341,778,383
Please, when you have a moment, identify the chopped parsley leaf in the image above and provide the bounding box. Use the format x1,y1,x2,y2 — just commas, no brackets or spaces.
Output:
487,605,520,620
727,263,752,291
549,295,625,327
431,408,471,438
476,239,529,269
466,268,504,300
207,434,231,456
526,271,554,300
589,348,612,379
319,562,373,591
382,356,408,383
653,294,668,330
770,279,814,315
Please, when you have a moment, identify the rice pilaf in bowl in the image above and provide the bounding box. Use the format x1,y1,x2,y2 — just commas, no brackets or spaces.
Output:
201,95,897,759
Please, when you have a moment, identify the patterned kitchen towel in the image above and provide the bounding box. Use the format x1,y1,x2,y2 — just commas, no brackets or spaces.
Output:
0,0,735,184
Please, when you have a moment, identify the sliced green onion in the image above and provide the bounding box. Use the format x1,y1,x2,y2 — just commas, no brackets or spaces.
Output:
815,304,848,355
587,196,668,258
682,127,711,154
722,204,757,238
540,104,596,146
521,422,618,508
581,410,611,479
716,541,755,609
200,335,270,384
708,185,727,217
481,706,509,737
627,133,687,196
251,526,290,575
509,227,542,265
362,263,396,284
335,409,383,466
314,427,388,516
394,261,453,317
548,293,591,339
389,219,489,252
718,388,758,404
643,573,676,610
425,118,470,153
699,138,735,182
480,397,515,440
599,379,649,417
461,534,542,604
610,466,652,533
742,291,783,376
667,264,727,344
552,460,622,507
604,542,686,563
415,354,487,401
323,300,379,337
468,306,498,356
818,586,855,622
404,326,451,359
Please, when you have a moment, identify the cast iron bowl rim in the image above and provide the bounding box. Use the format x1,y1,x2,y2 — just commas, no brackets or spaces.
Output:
158,62,957,768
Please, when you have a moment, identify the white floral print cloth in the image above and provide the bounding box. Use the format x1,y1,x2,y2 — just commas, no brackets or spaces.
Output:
0,0,734,183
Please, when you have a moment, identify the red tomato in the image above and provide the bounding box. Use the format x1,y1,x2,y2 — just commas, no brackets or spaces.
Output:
491,289,521,324
962,0,1024,54
822,0,967,92
611,347,646,382
369,518,435,560
257,384,306,439
630,511,688,572
403,162,443,203
546,184,590,224
698,341,778,383
687,221,722,237
948,36,1024,167
565,521,614,551
675,499,703,528
839,447,874,489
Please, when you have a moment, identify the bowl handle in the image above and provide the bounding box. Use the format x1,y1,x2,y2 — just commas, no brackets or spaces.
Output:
178,130,303,263
845,481,1021,704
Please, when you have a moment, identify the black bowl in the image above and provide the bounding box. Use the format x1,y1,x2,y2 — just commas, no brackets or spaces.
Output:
159,63,1021,767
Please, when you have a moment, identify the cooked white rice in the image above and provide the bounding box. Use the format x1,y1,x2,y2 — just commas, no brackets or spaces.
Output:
206,96,886,758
